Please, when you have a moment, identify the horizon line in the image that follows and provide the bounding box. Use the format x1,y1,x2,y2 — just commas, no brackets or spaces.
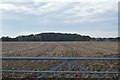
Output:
1,32,118,38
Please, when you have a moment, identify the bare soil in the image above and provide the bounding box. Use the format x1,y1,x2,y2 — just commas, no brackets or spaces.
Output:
1,41,119,78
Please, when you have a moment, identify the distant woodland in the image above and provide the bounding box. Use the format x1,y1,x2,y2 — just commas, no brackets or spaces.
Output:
0,33,119,41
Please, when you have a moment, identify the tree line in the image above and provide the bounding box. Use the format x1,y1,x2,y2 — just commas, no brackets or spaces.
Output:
0,33,119,41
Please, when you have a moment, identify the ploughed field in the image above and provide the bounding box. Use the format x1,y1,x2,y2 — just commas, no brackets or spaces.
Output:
2,41,119,78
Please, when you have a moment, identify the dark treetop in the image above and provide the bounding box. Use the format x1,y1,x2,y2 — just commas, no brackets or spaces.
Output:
1,33,119,41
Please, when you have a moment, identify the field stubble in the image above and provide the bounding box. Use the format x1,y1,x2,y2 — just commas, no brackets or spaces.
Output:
2,41,119,78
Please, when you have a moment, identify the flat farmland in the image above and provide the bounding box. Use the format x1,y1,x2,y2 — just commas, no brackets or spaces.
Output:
2,41,119,78
2,41,118,57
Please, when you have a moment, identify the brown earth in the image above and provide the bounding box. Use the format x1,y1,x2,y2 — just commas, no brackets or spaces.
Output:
1,41,119,78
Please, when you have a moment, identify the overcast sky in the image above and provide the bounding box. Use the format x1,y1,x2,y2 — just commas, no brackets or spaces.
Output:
0,0,119,38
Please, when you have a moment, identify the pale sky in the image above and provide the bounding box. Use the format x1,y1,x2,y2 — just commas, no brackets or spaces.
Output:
0,0,119,38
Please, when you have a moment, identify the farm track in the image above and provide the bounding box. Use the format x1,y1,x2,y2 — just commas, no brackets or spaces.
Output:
1,41,119,78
